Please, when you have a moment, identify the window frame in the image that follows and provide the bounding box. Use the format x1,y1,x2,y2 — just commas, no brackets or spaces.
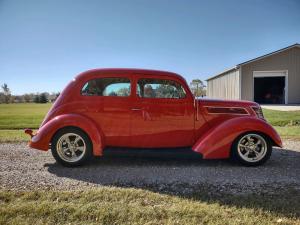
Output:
136,77,187,100
80,76,132,98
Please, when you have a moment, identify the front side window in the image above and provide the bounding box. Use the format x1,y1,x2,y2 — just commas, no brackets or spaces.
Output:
137,78,186,99
81,77,131,97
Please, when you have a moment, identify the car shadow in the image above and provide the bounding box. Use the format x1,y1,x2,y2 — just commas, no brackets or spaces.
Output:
45,147,300,218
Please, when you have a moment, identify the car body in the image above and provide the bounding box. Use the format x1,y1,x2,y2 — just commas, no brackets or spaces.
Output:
25,68,282,166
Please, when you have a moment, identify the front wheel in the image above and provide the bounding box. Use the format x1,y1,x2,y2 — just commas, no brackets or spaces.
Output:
231,132,272,166
51,127,92,167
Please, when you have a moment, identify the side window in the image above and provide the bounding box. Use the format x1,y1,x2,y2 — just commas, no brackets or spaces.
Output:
81,77,131,97
137,78,186,99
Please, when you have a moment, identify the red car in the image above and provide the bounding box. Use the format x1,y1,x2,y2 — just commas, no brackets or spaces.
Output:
25,68,282,167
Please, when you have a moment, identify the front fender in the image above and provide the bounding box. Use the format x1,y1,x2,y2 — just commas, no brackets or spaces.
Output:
192,117,282,159
29,114,105,156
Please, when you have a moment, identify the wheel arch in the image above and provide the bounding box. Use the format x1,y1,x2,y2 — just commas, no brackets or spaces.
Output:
192,117,282,159
50,125,92,145
29,114,105,156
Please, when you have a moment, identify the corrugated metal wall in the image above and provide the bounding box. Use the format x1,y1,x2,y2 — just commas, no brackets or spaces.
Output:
207,69,240,100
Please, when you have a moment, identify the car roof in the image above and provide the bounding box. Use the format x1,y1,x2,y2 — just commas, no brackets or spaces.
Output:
75,68,187,83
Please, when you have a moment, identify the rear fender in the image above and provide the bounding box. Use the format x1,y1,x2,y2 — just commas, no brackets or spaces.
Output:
192,117,282,159
30,114,104,156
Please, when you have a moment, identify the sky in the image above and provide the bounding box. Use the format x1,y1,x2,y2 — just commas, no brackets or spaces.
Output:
0,0,299,95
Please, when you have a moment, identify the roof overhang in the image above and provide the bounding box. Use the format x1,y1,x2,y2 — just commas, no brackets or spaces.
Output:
206,66,239,81
237,43,300,66
206,43,300,81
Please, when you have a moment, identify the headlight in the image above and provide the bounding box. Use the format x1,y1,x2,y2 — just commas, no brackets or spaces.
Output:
252,106,264,120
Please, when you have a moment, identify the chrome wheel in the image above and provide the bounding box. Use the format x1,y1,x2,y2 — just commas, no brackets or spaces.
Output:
237,133,267,163
56,133,86,163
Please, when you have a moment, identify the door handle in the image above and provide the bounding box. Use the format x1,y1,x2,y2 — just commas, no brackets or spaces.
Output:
131,108,142,111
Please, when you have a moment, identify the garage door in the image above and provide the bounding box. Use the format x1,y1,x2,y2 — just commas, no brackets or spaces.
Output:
253,71,287,104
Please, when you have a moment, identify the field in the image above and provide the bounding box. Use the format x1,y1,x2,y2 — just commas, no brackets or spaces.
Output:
263,109,300,126
0,103,51,129
0,103,299,142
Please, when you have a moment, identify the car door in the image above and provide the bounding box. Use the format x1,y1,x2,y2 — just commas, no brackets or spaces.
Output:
80,75,132,147
130,75,195,148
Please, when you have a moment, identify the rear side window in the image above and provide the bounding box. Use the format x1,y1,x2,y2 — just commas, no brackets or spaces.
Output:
81,77,131,97
137,78,186,99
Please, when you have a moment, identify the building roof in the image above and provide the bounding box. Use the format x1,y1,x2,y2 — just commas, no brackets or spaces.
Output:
206,43,300,81
206,66,238,81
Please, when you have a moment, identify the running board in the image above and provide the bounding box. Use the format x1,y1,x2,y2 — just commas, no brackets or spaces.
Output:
103,147,203,159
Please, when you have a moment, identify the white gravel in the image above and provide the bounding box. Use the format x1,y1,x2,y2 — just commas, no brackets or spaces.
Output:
0,141,300,194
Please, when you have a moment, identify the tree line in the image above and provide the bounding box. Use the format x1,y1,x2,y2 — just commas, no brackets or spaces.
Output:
0,83,59,104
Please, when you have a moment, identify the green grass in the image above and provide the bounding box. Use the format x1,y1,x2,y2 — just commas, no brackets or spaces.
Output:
0,103,51,129
0,187,299,225
0,130,37,143
263,109,300,126
274,126,300,140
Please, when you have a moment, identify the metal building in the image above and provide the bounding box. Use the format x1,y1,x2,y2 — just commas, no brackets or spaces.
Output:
206,44,300,104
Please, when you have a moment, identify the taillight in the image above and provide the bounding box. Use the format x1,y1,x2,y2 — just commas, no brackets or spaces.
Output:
252,106,264,120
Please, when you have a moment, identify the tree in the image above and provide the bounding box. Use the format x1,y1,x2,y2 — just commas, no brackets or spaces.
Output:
117,88,130,97
0,93,5,104
23,94,31,103
1,83,11,103
190,79,206,97
34,94,40,103
48,92,60,102
39,93,48,103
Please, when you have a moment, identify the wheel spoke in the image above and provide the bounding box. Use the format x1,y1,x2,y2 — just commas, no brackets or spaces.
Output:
76,146,85,152
65,137,72,146
243,149,250,157
74,135,81,144
247,136,252,142
62,147,69,153
254,148,262,156
239,144,248,148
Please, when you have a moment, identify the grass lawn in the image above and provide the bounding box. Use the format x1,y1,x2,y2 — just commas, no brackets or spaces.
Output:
263,109,300,126
0,103,51,129
1,187,299,225
0,130,37,143
273,126,300,140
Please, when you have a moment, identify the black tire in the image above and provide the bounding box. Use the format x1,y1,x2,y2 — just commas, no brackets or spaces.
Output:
231,132,272,166
51,127,92,167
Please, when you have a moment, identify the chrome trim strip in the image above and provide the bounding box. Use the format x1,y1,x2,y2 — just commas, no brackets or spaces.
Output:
204,106,250,115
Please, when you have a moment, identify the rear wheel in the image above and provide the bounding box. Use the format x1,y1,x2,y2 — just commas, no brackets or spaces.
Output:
51,127,92,167
231,132,272,166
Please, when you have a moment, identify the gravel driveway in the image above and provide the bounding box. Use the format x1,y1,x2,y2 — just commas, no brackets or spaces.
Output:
1,141,300,194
